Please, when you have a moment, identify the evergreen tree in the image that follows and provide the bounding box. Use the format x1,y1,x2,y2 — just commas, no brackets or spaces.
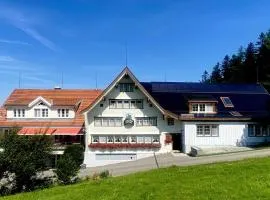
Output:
201,70,210,83
210,62,222,83
221,55,231,82
244,42,257,83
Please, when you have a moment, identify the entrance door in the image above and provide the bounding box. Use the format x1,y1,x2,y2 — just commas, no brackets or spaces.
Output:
172,133,182,151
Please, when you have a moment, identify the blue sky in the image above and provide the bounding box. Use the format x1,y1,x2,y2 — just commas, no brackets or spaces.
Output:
0,0,270,104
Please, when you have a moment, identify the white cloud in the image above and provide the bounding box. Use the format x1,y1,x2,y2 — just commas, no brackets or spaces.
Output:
0,6,58,51
0,39,30,45
0,56,15,62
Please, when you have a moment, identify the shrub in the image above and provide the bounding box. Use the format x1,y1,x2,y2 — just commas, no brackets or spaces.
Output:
0,129,53,195
63,144,84,166
99,170,110,179
55,155,79,185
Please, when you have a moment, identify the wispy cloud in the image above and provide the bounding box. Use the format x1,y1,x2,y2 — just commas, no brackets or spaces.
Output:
0,39,30,46
0,56,15,62
0,6,58,51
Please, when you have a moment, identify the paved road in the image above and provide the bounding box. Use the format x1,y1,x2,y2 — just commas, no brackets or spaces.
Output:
79,149,270,177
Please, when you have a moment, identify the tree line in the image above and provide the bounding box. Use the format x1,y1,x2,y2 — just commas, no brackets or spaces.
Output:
201,30,270,90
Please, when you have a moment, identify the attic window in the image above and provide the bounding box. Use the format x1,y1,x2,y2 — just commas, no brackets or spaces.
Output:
229,111,242,117
220,97,234,108
38,102,45,106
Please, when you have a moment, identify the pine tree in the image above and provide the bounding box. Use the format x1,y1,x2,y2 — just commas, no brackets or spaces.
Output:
244,42,257,83
210,62,222,83
201,70,210,83
221,55,231,82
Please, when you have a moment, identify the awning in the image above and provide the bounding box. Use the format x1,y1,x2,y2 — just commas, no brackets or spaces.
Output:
18,127,82,136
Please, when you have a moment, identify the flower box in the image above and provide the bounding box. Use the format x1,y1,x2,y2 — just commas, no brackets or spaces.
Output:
89,143,161,149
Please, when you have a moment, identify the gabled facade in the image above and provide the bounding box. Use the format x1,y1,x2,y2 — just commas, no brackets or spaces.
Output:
83,67,270,167
82,68,180,166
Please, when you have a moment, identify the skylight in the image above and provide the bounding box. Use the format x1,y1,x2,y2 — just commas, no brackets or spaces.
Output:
220,97,234,108
229,111,242,117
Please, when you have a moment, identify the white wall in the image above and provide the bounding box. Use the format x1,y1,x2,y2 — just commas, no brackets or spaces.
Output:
6,103,75,119
84,77,182,167
183,122,270,153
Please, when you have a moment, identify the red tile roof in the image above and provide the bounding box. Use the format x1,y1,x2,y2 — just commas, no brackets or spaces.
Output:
1,89,102,127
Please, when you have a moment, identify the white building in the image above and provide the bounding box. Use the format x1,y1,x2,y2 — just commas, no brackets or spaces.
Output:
82,67,270,167
0,89,101,167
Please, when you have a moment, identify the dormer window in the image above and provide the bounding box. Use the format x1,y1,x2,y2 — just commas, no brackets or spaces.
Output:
191,104,206,113
13,109,25,118
34,108,48,118
190,103,215,114
220,97,234,108
58,109,69,118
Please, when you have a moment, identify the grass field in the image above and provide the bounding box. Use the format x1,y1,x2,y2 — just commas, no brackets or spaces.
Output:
3,157,270,200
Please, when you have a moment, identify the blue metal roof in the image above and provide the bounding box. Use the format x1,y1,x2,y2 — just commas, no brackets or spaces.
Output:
141,82,270,121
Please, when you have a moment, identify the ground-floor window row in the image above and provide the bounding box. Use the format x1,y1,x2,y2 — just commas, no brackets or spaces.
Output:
196,125,219,137
91,135,160,144
248,124,270,137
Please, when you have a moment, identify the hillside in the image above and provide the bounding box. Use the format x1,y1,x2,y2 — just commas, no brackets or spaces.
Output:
3,157,270,200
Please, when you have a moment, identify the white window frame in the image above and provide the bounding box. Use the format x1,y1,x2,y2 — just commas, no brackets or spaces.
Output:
94,117,122,127
191,103,207,113
196,125,219,137
136,117,157,126
13,109,25,118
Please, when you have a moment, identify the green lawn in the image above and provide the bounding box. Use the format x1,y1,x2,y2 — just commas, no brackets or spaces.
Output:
3,157,270,200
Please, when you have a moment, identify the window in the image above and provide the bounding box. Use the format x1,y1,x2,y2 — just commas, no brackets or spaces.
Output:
192,104,198,112
137,136,144,143
199,104,205,112
109,99,143,109
196,125,219,137
13,109,26,118
57,109,70,118
109,100,116,108
191,104,207,113
130,136,136,143
123,100,129,108
136,100,143,109
248,124,270,137
167,118,174,126
248,124,255,136
94,117,122,127
114,136,121,143
117,100,123,108
34,109,41,117
122,136,128,143
92,136,99,143
136,117,157,126
130,100,136,108
152,136,160,143
99,136,106,143
144,136,152,143
220,97,234,108
119,83,134,92
42,109,48,117
107,136,114,143
91,135,160,144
